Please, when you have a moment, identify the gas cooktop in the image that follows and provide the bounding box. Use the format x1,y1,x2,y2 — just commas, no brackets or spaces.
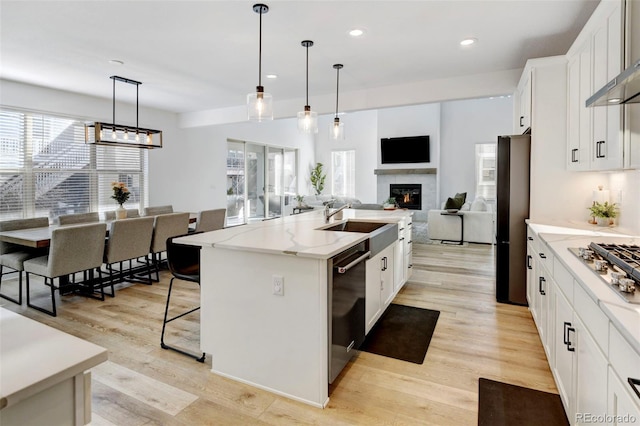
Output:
568,243,639,305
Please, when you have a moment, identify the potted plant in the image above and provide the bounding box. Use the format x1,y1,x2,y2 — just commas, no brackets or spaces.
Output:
310,162,326,195
111,181,130,219
295,194,306,207
383,197,398,210
588,201,618,226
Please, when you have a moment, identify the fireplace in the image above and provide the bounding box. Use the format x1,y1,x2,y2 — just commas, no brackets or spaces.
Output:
390,184,422,210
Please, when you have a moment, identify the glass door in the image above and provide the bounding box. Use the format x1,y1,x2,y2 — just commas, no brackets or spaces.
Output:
226,140,245,226
266,147,283,219
246,143,265,221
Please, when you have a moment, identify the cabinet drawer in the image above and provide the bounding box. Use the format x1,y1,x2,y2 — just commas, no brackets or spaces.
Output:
574,282,609,354
609,324,640,391
553,257,574,304
537,241,554,276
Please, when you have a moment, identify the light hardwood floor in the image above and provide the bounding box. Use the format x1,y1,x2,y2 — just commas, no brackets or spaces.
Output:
1,243,557,425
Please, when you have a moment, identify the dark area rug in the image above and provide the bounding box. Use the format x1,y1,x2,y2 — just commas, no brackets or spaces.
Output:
478,378,569,426
359,304,439,364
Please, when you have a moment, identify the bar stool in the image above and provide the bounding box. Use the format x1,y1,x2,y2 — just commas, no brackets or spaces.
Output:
161,233,205,362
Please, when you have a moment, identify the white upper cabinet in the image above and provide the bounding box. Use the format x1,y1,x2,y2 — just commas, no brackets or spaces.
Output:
567,38,592,171
566,0,626,171
517,71,532,133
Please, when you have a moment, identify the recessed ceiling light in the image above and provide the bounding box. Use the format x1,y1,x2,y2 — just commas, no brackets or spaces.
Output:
460,38,477,46
349,29,364,37
108,59,124,65
266,74,278,79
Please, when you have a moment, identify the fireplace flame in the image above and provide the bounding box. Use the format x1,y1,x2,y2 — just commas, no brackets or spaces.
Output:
403,193,411,203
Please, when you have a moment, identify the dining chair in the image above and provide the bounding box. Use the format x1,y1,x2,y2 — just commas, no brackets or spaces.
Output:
149,212,190,281
103,216,155,295
0,217,50,305
58,212,100,225
104,208,140,221
144,205,174,216
161,232,205,362
194,208,226,232
24,222,107,316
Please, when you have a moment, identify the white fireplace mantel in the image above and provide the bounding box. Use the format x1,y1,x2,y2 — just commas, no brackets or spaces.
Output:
374,168,437,175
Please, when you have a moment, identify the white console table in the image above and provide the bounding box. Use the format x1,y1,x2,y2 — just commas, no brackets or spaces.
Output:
0,308,108,425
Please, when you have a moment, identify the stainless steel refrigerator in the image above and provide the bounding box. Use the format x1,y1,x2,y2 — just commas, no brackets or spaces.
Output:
495,134,531,305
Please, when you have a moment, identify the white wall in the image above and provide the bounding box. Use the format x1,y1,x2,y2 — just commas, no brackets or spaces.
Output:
314,110,379,203
439,97,513,205
609,170,640,235
164,118,315,213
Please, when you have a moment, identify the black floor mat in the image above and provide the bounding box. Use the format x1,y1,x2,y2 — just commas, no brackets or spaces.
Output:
478,378,569,426
359,304,439,364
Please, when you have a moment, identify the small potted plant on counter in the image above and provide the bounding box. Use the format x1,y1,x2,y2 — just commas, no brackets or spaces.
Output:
295,194,306,208
588,201,619,226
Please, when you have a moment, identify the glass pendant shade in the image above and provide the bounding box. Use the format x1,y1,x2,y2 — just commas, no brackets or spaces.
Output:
330,117,345,140
247,86,273,121
298,106,318,133
247,4,273,121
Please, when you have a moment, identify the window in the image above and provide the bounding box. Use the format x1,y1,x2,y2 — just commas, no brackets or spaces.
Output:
226,140,297,225
475,143,496,201
0,108,148,222
331,150,355,197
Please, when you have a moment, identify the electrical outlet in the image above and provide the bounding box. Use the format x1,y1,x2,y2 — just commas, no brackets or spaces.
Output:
273,275,284,296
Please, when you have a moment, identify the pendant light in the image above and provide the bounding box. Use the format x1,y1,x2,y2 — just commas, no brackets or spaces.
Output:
297,40,318,133
85,76,162,149
247,3,273,121
330,64,345,140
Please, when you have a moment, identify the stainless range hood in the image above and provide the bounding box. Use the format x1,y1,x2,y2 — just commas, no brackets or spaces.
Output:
586,58,640,107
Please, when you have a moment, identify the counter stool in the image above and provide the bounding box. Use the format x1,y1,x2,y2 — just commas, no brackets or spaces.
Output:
161,233,205,362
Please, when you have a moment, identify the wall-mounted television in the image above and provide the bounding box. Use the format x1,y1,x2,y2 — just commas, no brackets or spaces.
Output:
381,135,430,164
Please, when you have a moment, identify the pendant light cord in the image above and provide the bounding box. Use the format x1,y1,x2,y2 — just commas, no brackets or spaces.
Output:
258,8,263,88
335,66,340,118
112,77,116,126
305,44,309,106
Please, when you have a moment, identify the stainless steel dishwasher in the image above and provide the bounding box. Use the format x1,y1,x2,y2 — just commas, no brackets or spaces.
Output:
328,240,370,384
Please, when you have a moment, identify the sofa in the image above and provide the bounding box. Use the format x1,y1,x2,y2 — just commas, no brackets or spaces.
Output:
427,196,495,244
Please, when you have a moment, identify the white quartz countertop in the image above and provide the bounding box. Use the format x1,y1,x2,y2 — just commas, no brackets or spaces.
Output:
176,208,412,260
0,308,108,409
527,222,640,354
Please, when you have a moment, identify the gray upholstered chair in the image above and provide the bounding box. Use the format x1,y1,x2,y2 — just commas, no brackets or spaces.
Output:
144,205,174,216
194,208,226,232
103,217,155,295
24,222,107,316
104,208,140,221
0,217,50,305
149,213,190,281
58,212,100,225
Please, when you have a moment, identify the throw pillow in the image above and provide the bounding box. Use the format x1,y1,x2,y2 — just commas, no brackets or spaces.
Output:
471,198,488,211
455,192,467,204
444,197,463,210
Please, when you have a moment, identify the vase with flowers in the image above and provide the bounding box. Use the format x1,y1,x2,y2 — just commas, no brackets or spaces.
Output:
588,201,618,226
111,181,130,219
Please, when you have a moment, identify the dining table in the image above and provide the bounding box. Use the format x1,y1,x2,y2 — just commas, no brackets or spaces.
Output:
0,213,197,249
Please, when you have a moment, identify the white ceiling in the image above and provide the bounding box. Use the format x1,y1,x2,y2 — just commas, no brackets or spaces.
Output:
1,0,600,115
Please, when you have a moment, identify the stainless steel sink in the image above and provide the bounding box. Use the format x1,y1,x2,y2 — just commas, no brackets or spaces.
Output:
320,220,398,257
322,220,387,233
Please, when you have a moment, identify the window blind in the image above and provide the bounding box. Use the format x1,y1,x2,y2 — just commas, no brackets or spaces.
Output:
0,108,148,221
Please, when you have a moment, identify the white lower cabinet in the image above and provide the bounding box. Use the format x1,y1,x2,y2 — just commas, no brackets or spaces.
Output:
608,366,640,425
574,313,609,423
365,243,395,334
553,283,575,418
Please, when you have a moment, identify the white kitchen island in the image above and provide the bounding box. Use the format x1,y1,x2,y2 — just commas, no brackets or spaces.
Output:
0,308,108,425
176,208,412,407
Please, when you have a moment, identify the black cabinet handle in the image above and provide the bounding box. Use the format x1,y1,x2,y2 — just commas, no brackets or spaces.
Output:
596,141,606,158
539,276,546,295
567,326,576,352
563,321,571,345
539,253,546,259
399,237,405,241
520,116,524,127
527,236,534,241
527,255,532,270
571,148,578,163
628,378,640,400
